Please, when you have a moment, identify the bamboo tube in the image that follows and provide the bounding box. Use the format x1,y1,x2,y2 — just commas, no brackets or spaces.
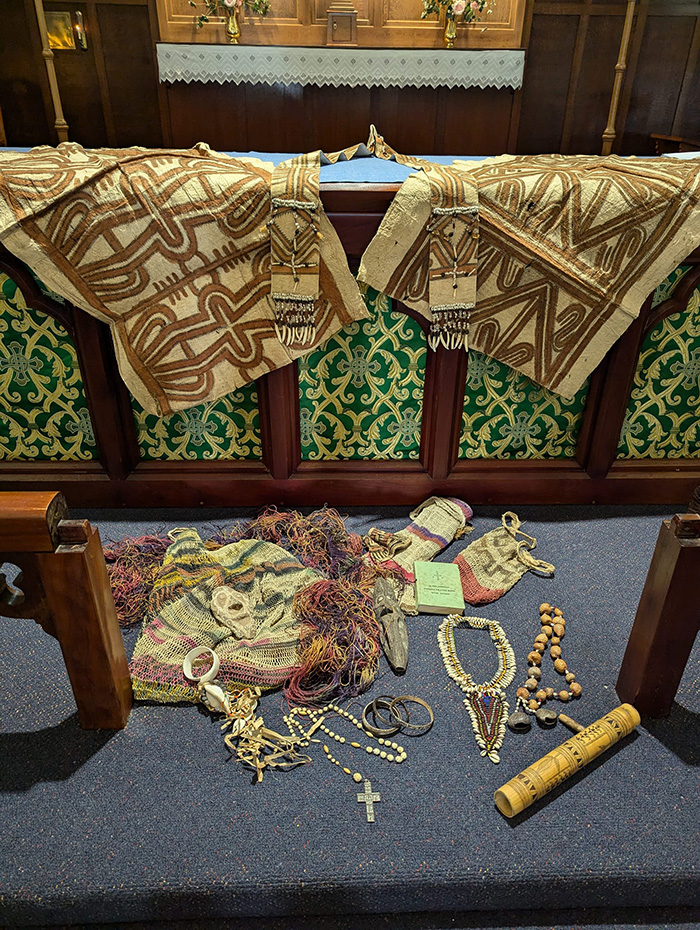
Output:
601,0,637,156
33,0,69,143
494,703,640,818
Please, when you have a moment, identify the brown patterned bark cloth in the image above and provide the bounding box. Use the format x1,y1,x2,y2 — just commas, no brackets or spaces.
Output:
359,153,700,397
0,143,368,415
327,127,479,350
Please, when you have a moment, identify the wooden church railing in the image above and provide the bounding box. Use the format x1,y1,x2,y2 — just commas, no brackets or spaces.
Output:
0,184,699,507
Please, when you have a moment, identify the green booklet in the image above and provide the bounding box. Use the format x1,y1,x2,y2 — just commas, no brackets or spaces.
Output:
414,561,465,615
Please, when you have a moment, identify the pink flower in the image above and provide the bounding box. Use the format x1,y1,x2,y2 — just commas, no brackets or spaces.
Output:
453,1,466,13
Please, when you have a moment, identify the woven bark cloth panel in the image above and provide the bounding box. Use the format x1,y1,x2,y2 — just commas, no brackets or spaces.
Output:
0,143,368,415
359,154,700,397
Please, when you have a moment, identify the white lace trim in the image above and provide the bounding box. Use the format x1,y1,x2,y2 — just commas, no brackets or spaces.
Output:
156,44,525,90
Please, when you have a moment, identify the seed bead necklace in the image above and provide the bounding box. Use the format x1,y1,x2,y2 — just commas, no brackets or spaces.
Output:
437,615,516,764
509,603,583,730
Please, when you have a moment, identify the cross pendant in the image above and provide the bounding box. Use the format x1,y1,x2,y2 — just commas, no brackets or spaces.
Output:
357,779,381,822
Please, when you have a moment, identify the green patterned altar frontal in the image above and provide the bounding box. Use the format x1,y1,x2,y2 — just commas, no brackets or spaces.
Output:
459,351,589,459
132,387,262,460
618,267,700,460
299,286,426,460
0,273,98,461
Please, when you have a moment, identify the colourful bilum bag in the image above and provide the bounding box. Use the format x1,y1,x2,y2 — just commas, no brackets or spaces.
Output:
454,512,554,605
364,496,473,614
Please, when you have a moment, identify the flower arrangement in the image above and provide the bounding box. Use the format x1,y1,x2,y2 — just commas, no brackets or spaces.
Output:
421,0,491,47
190,0,270,44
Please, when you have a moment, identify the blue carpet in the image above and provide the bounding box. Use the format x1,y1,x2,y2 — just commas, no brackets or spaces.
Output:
1,505,699,927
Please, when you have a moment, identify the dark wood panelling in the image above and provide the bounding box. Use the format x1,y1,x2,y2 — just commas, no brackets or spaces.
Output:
50,3,108,147
567,14,622,154
517,14,579,153
0,2,52,146
98,3,164,146
166,81,515,154
440,87,514,155
621,14,697,154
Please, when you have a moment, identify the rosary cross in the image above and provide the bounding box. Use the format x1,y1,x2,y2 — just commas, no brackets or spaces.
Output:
357,779,381,822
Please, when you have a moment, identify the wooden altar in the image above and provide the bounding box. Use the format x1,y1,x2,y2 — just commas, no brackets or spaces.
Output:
1,180,698,508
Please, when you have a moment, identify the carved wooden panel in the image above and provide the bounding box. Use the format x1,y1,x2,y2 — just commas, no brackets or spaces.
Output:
156,0,526,46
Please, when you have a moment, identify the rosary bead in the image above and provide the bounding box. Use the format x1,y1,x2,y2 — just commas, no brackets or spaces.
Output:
541,625,553,637
535,633,549,645
539,603,552,614
529,667,542,680
550,645,562,659
565,672,576,683
525,677,539,691
558,690,570,701
570,682,582,697
554,658,567,673
552,623,565,638
527,651,542,666
517,687,530,700
533,642,546,654
528,699,540,711
535,689,547,702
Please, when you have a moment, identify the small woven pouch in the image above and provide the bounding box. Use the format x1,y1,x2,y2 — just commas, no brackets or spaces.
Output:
454,512,554,605
363,496,473,614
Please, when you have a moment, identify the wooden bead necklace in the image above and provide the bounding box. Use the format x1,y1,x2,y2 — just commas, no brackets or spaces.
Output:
508,602,583,731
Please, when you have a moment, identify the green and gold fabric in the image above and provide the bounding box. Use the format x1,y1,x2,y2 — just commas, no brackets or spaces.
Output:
132,387,261,460
459,350,589,459
0,272,97,461
298,285,426,460
618,268,700,459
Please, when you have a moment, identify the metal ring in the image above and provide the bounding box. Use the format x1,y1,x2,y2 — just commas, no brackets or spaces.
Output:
362,697,401,737
389,695,434,736
183,646,219,683
370,694,410,730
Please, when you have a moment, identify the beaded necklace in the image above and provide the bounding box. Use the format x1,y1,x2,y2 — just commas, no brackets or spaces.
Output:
437,615,516,764
509,603,582,730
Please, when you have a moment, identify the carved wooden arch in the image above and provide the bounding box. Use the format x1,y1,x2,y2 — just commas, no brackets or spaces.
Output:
644,264,700,337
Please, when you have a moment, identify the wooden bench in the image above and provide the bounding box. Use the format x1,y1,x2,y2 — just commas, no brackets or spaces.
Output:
0,490,131,728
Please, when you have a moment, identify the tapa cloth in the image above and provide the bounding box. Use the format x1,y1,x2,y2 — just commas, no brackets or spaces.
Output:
359,154,700,397
129,528,320,703
0,143,367,415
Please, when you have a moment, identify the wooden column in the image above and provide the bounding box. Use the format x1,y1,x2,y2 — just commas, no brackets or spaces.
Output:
32,0,69,142
576,296,650,479
420,344,468,480
71,310,141,480
601,0,637,156
257,361,301,480
616,514,700,717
